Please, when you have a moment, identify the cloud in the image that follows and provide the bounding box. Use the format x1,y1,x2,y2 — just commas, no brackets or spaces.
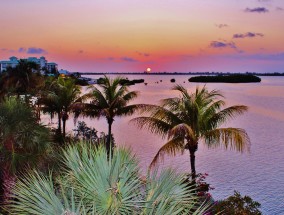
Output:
225,52,284,61
210,41,236,49
18,47,26,53
245,7,269,13
27,47,47,54
136,51,150,57
2,47,48,54
209,41,244,53
233,32,264,39
215,24,229,28
103,56,139,62
250,53,284,61
276,7,284,11
78,50,84,54
257,0,271,2
0,48,16,53
120,57,138,62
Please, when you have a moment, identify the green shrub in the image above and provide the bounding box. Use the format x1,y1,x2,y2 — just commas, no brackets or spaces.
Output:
6,144,211,215
212,191,261,215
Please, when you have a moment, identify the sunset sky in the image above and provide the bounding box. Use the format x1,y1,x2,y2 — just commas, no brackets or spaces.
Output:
0,0,284,73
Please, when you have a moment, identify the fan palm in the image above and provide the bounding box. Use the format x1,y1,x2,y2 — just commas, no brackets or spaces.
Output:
7,144,211,214
78,76,140,155
0,97,52,204
131,85,250,178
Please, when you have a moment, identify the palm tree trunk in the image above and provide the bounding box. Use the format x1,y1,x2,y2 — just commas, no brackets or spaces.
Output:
62,118,66,138
188,144,198,180
189,149,196,179
57,111,62,135
107,119,114,157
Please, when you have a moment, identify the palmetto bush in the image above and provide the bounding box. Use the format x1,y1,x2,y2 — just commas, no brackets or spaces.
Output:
6,143,211,214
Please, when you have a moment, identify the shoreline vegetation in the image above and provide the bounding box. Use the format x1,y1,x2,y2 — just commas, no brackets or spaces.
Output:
0,63,262,214
189,74,261,83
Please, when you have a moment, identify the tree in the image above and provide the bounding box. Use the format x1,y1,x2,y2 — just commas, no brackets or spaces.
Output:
131,85,250,178
0,97,52,204
212,191,262,214
79,76,140,155
39,77,81,138
6,144,211,214
0,60,45,99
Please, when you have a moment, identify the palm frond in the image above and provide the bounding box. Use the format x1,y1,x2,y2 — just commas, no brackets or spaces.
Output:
206,105,248,129
168,123,196,142
130,117,172,138
203,127,250,152
144,169,210,214
150,137,184,169
7,144,211,214
172,85,191,100
63,144,142,214
8,172,86,215
122,90,139,102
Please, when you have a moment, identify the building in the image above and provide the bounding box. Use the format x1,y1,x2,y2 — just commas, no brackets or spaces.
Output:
0,56,19,72
58,69,70,75
0,56,58,73
46,62,58,73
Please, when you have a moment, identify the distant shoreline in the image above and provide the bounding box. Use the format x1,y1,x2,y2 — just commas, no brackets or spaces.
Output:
79,72,284,76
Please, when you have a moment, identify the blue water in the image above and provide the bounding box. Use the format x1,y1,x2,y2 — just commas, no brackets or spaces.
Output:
64,75,284,214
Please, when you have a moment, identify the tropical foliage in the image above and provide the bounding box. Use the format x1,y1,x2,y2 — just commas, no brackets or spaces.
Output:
131,85,250,178
78,76,140,155
0,70,257,214
6,144,211,215
39,77,81,138
0,60,45,99
0,97,52,204
212,191,262,215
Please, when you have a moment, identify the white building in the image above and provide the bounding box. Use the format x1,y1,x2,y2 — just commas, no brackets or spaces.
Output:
0,56,58,73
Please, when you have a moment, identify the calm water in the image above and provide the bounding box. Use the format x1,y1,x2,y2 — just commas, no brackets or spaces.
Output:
56,75,284,214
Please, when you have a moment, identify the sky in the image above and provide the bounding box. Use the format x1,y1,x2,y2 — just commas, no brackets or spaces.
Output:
0,0,284,73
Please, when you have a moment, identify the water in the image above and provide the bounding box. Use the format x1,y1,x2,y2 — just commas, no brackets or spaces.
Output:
55,75,284,214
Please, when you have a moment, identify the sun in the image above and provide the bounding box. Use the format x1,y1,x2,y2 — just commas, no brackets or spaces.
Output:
146,67,151,73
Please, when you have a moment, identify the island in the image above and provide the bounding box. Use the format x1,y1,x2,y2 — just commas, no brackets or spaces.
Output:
188,74,261,83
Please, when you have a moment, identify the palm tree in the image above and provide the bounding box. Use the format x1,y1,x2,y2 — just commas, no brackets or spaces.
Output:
0,97,52,204
7,144,211,214
40,77,81,138
131,85,250,178
0,60,45,99
79,76,140,155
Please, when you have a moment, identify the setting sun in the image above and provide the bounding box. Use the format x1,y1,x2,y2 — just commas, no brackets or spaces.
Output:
146,67,151,73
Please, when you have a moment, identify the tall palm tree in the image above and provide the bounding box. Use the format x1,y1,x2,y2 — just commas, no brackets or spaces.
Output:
79,76,140,155
131,85,250,178
0,97,51,204
40,77,81,138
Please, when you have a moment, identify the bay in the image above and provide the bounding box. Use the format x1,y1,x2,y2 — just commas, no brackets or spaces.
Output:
48,75,284,214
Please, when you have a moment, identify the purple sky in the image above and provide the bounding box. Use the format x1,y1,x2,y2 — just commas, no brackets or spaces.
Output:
0,0,284,73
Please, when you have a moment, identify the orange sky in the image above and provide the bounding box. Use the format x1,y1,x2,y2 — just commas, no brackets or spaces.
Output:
0,0,284,73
